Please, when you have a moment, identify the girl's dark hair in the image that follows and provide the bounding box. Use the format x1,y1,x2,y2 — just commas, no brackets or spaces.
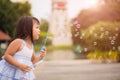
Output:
14,16,39,42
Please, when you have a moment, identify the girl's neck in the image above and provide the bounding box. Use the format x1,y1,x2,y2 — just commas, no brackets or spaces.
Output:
24,38,33,49
24,37,32,45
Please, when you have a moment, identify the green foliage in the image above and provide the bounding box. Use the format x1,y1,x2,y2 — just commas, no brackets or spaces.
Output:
0,0,31,37
40,19,49,32
34,45,73,52
75,1,120,29
47,45,73,52
71,1,120,54
82,21,120,51
87,50,120,63
34,45,42,52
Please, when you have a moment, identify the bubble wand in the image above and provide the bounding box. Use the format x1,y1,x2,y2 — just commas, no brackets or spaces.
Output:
32,32,48,67
41,32,48,51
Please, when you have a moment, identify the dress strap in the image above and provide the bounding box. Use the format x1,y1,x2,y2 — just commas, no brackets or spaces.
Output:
21,39,26,46
31,44,34,49
21,39,33,49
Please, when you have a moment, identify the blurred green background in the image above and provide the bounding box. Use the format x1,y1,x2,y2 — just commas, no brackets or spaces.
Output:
0,0,120,63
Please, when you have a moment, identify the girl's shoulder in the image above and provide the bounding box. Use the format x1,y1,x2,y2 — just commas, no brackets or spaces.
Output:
11,38,22,44
5,39,23,55
9,39,22,47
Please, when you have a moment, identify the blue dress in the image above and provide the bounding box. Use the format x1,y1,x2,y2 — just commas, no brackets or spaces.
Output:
0,39,35,80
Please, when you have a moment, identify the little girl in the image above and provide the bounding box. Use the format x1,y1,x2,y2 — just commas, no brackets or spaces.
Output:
0,16,46,80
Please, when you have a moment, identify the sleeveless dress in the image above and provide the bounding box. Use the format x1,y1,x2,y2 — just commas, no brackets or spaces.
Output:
0,39,35,80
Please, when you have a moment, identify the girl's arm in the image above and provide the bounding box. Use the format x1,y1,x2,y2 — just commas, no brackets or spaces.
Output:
4,39,31,72
31,49,46,64
4,39,22,67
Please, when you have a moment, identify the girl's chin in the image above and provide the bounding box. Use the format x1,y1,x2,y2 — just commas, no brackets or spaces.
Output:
34,36,39,40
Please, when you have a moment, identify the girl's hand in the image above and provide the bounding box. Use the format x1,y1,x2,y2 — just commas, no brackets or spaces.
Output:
18,63,32,73
40,48,47,59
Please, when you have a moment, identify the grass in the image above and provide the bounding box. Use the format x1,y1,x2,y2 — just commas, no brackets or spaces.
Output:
34,45,73,52
87,50,120,63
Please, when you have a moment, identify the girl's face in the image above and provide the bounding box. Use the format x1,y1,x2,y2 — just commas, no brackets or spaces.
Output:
32,20,40,40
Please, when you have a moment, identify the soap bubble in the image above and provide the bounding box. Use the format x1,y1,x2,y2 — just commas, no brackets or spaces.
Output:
100,33,104,38
115,27,119,31
79,50,82,53
91,27,95,31
112,46,116,50
76,24,81,28
108,51,112,55
89,30,93,34
77,31,79,34
115,33,118,37
109,37,112,40
82,33,85,37
94,33,97,37
74,32,79,37
111,40,115,45
80,36,83,39
94,42,97,46
105,31,109,35
112,36,116,40
118,46,120,51
74,34,78,37
84,48,88,52
100,27,104,31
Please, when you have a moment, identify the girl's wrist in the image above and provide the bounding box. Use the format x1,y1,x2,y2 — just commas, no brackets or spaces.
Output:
39,55,43,60
17,63,22,69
